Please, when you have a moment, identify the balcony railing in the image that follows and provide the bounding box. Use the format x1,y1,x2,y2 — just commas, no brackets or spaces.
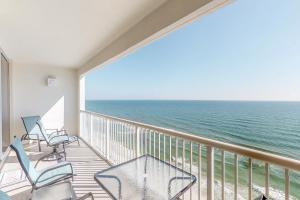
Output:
80,110,300,200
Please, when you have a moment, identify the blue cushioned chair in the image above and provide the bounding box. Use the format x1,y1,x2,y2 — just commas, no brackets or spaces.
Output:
35,120,80,162
10,139,74,191
21,116,79,160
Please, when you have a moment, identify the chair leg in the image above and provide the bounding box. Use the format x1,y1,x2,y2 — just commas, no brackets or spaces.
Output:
38,139,41,152
34,149,65,167
21,135,25,141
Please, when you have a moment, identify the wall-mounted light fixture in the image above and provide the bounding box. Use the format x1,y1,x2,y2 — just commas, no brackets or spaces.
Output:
47,76,57,87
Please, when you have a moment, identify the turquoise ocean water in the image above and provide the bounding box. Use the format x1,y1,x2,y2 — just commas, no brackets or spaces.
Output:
86,100,300,160
86,100,300,199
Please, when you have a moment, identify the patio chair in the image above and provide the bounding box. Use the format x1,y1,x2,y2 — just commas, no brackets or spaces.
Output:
10,139,74,191
32,181,94,200
21,116,79,152
35,120,79,162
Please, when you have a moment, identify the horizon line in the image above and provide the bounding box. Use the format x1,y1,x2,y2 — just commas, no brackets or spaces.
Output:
85,99,300,102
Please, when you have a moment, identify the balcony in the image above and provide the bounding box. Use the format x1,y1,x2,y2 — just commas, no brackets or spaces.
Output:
79,111,300,200
1,1,300,200
1,110,300,199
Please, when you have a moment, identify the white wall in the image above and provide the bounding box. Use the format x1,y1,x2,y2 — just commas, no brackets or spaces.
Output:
11,62,78,141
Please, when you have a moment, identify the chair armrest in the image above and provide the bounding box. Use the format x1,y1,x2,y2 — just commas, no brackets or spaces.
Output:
21,133,42,140
48,134,69,144
47,131,59,137
47,129,67,137
45,128,58,132
57,129,67,134
34,162,73,188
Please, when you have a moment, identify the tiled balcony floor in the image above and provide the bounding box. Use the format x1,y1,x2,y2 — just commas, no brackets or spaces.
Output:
0,139,111,200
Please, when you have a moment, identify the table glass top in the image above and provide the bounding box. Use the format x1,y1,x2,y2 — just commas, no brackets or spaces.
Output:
94,155,196,200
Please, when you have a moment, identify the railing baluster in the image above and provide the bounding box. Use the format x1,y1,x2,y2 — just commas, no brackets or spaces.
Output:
90,114,93,145
182,140,185,170
132,126,135,158
182,140,185,200
107,119,110,159
130,126,133,159
119,123,121,162
125,124,127,162
115,122,118,163
198,144,201,200
169,136,172,164
128,125,130,160
154,132,156,158
98,118,101,152
101,118,104,153
221,150,225,200
144,130,148,154
175,138,178,168
234,154,238,200
101,118,103,153
285,168,289,200
248,158,252,200
113,121,116,163
136,126,140,157
119,123,121,163
121,123,124,162
128,126,131,159
141,129,144,155
158,133,161,159
149,131,152,156
190,141,193,199
117,122,120,163
265,163,269,198
111,121,114,162
110,120,113,161
118,123,120,162
207,146,214,200
163,134,166,161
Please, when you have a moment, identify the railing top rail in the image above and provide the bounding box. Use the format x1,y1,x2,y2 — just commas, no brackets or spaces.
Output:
81,110,300,171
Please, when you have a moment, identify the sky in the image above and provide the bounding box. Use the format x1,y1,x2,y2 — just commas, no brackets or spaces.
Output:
86,0,300,101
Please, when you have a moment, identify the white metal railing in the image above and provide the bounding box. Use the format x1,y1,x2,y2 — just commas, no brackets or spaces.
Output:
80,110,300,200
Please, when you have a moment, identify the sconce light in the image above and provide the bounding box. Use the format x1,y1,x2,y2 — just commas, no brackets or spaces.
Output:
47,76,57,87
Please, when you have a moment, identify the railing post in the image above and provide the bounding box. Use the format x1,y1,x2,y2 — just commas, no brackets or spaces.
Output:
135,126,140,157
106,119,110,160
285,168,289,200
265,163,269,198
207,146,214,200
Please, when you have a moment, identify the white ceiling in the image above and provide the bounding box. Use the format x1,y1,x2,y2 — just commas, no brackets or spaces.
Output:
0,0,167,68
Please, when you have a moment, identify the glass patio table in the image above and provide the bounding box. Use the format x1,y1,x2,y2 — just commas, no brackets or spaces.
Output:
94,154,196,200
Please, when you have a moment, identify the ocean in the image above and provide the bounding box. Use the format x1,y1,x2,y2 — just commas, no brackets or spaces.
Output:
86,100,300,199
86,100,300,159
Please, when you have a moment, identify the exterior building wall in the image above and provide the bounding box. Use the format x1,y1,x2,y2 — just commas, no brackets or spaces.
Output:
10,62,78,141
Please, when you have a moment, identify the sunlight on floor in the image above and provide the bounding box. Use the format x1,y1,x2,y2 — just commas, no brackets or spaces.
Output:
0,139,111,200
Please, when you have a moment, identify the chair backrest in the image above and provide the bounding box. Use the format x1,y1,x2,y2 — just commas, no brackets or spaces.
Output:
10,139,38,185
36,120,50,143
21,116,44,140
